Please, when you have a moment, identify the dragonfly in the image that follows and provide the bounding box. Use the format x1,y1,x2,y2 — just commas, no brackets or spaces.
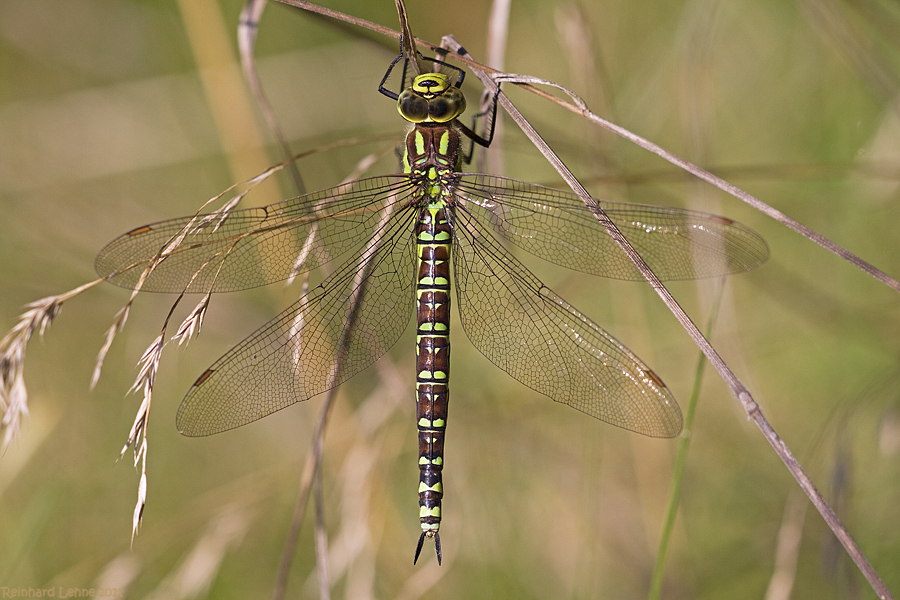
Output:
94,52,768,565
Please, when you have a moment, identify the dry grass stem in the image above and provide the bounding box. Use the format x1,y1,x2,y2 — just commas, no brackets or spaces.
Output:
284,147,393,287
128,334,164,400
4,1,893,595
92,304,132,389
173,293,211,346
764,491,809,600
393,0,420,76
276,0,899,293
121,333,165,541
286,226,318,289
238,0,306,197
0,279,104,448
273,191,401,599
131,444,148,543
175,0,283,208
143,503,251,600
313,463,330,600
460,42,891,597
259,2,896,593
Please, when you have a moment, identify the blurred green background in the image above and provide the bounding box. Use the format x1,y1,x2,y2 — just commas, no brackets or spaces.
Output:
1,0,899,598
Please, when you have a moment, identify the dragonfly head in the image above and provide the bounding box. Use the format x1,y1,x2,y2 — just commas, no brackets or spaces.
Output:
397,73,466,125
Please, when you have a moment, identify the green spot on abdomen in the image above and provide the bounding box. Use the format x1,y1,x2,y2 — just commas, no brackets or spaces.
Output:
419,506,441,518
418,481,443,494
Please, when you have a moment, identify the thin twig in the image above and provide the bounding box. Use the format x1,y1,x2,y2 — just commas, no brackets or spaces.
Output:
271,403,320,600
442,35,892,600
238,0,306,196
260,2,893,594
534,89,900,293
764,491,809,600
649,277,725,599
233,3,395,591
0,278,105,449
394,0,420,75
313,442,330,600
175,0,282,208
477,0,510,175
121,293,190,540
274,0,900,295
272,180,400,600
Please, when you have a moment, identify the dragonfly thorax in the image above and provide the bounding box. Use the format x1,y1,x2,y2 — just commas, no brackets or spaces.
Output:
403,123,463,204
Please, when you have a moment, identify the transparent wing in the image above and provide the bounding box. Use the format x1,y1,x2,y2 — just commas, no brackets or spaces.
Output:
455,174,768,281
175,205,418,436
450,204,682,438
95,175,414,293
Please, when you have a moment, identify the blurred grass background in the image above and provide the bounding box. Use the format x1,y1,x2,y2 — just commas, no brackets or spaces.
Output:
1,0,899,598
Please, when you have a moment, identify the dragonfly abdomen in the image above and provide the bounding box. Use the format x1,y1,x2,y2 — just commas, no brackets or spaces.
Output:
414,205,452,565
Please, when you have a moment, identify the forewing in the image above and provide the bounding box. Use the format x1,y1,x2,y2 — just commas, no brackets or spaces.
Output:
451,204,682,438
175,205,418,436
95,175,413,293
455,174,768,281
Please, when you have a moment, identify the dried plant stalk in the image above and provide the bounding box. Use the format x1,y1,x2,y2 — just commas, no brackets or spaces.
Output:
0,279,104,449
270,2,894,596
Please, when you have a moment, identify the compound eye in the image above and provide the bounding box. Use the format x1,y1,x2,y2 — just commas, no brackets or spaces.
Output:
427,88,466,123
397,89,429,123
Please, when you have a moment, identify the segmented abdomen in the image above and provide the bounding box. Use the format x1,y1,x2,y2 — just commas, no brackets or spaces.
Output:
415,205,452,540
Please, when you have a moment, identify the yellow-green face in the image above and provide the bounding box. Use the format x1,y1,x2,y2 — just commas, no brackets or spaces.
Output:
397,73,467,124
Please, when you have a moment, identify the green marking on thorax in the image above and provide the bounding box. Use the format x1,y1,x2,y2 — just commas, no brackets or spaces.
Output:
415,131,426,156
